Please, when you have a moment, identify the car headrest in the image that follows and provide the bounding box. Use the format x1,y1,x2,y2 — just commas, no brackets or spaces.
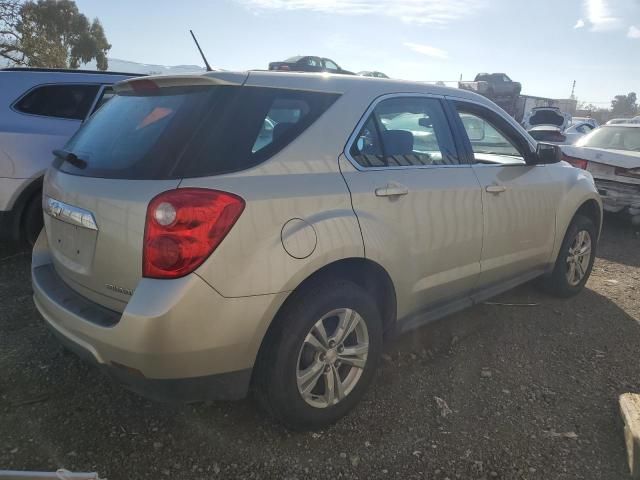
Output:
381,130,414,156
272,122,296,141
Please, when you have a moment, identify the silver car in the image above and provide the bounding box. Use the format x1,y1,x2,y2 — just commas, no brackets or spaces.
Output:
32,71,602,429
0,68,138,244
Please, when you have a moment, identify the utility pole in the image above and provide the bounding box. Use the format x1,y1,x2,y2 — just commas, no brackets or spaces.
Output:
570,80,576,100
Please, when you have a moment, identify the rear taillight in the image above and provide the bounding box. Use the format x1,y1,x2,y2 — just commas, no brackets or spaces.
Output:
278,65,290,71
143,188,245,279
562,153,588,170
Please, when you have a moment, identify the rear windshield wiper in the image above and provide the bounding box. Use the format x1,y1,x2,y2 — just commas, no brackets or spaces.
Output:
53,149,87,169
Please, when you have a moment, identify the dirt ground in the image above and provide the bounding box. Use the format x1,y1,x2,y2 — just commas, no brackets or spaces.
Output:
1,218,639,480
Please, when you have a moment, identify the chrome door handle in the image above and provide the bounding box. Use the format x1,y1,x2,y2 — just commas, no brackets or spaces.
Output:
485,185,507,194
375,183,409,197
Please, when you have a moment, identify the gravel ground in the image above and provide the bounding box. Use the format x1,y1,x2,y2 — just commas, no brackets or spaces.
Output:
1,218,639,480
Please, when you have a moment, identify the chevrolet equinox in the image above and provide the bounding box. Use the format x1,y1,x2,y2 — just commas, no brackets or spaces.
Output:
32,71,602,429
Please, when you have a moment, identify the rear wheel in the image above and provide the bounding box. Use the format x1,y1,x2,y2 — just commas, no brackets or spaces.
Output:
22,192,43,247
254,279,382,430
539,215,596,297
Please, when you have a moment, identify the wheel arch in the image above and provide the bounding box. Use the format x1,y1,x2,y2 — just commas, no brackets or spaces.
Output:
551,193,602,266
574,198,602,236
5,175,43,242
250,257,397,382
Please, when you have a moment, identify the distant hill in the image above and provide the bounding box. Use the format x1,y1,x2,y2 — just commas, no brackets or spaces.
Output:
86,58,208,75
1,57,209,74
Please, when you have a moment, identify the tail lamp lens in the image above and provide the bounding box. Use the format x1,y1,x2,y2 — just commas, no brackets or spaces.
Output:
562,154,588,170
143,188,245,279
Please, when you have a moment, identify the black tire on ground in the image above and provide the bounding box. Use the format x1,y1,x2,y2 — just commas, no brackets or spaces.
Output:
254,279,383,430
22,192,43,247
539,214,597,298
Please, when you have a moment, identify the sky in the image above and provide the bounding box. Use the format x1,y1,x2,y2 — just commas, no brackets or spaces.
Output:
74,0,640,107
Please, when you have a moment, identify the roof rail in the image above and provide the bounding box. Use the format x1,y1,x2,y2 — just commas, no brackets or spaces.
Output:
0,67,145,76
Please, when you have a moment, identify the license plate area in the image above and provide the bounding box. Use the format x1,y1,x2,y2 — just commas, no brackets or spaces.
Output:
48,218,97,275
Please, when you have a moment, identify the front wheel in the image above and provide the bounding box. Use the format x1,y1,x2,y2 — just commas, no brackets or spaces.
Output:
539,215,597,297
254,280,383,430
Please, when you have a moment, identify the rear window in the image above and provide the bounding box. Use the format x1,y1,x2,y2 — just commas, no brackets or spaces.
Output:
14,84,100,120
56,86,339,179
576,127,640,152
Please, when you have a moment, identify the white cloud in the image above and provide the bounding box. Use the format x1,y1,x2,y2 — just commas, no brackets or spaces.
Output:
237,0,484,25
403,42,448,59
574,19,585,29
628,25,640,38
582,0,622,31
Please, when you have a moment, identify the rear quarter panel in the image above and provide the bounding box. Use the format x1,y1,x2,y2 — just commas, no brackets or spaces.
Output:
183,88,375,298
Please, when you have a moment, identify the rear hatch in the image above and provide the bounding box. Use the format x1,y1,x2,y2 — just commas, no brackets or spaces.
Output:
527,125,566,143
523,108,570,131
43,73,249,311
43,72,340,310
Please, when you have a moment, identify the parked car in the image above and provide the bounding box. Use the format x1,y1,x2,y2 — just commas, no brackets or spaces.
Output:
522,106,587,144
268,56,354,75
606,118,633,125
32,71,601,430
571,116,598,129
357,71,389,78
458,72,522,98
528,121,595,145
0,67,140,244
561,124,640,224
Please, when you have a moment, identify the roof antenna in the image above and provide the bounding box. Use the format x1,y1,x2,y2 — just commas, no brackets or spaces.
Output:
190,30,213,72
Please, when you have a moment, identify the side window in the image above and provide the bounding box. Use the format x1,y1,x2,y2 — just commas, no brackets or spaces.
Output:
252,97,309,153
324,59,339,70
455,105,527,165
302,57,321,67
14,84,100,120
350,97,459,168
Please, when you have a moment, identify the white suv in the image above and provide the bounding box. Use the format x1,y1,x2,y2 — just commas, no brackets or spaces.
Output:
0,68,138,244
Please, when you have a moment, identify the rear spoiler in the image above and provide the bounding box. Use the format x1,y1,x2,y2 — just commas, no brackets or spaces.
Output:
114,71,248,93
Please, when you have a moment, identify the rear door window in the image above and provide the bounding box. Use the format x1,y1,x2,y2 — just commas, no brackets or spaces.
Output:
14,84,100,120
57,86,339,180
349,96,459,167
324,59,339,71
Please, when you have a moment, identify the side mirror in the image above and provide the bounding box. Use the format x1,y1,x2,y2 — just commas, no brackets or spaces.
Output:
535,142,560,164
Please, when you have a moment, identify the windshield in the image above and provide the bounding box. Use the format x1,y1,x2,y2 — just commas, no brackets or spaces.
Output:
576,126,640,151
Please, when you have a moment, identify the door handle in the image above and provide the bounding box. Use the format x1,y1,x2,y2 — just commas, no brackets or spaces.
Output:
375,183,409,197
485,185,507,194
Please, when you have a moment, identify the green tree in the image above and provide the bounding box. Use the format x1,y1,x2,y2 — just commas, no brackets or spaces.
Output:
610,92,638,117
0,0,110,70
0,1,24,64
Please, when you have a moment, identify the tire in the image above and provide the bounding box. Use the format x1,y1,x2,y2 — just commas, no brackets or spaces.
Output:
539,215,597,297
22,192,43,247
254,279,383,430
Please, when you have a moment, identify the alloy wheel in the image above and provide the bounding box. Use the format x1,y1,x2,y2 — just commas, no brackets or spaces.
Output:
566,229,592,286
296,308,369,408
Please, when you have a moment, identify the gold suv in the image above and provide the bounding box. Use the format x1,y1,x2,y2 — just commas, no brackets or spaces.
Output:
32,71,602,429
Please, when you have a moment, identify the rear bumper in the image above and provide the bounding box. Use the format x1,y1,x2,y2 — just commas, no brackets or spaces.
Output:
46,321,251,402
31,232,287,402
595,179,640,215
